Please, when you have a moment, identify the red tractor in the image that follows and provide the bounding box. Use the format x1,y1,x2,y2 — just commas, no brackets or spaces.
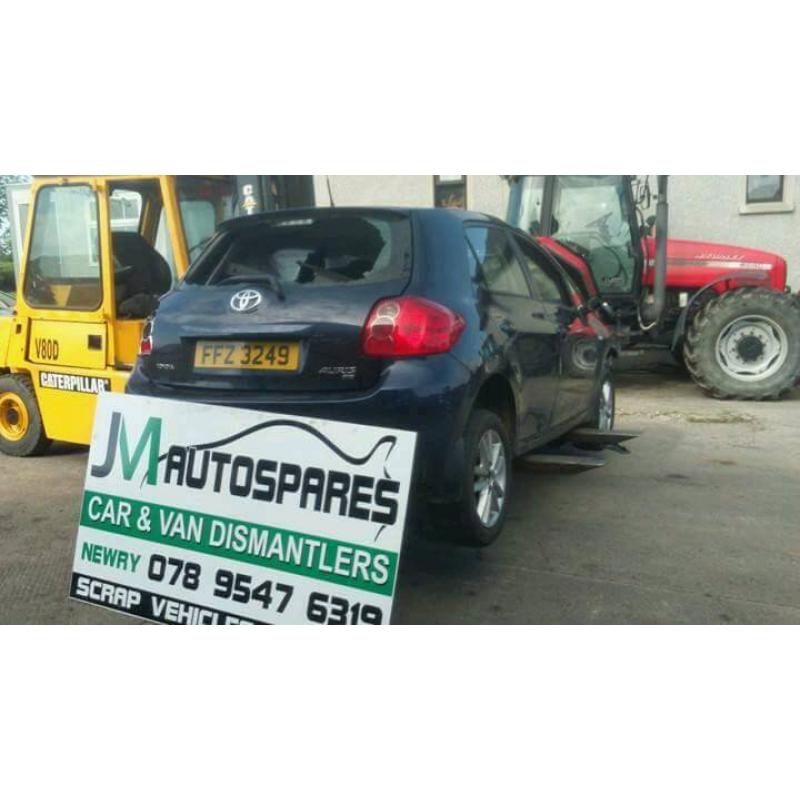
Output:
506,176,800,400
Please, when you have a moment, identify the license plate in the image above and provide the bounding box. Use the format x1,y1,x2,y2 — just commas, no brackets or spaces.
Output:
194,341,300,371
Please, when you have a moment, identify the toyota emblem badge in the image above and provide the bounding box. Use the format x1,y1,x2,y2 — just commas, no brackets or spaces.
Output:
230,289,263,313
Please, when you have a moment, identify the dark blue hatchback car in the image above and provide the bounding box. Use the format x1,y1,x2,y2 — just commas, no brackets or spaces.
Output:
127,207,615,545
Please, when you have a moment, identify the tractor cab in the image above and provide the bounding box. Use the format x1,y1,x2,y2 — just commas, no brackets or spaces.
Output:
507,176,647,326
507,175,800,401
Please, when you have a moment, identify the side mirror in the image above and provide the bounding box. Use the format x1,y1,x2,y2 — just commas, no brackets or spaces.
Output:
635,177,652,209
557,304,588,326
642,215,656,236
587,296,617,323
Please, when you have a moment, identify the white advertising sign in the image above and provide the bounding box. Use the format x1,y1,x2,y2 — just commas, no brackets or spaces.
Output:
69,394,416,624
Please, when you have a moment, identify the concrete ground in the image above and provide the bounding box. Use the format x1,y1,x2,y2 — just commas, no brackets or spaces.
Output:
1,355,799,624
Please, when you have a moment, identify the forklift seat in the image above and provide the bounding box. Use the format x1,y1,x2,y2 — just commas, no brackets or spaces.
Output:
112,232,172,295
112,232,173,317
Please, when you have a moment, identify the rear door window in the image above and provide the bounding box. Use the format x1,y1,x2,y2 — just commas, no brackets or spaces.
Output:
513,235,572,306
465,225,531,297
188,212,412,288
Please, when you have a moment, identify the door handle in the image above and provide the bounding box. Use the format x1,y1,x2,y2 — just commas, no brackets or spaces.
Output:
88,335,103,351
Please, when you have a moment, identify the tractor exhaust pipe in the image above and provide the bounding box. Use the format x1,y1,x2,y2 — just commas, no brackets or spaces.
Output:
642,175,669,325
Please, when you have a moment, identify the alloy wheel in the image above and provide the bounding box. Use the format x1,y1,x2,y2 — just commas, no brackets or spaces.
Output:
473,429,507,528
597,378,614,431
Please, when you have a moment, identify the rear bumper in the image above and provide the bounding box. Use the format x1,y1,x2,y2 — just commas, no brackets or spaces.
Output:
127,354,475,503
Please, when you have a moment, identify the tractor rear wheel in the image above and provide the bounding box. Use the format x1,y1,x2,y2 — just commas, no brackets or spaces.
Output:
683,288,800,400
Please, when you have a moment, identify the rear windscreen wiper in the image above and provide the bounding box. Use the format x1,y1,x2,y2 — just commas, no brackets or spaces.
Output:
188,236,213,258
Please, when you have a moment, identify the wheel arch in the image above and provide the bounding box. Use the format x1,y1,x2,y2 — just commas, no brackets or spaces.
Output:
472,372,517,444
6,367,33,382
671,271,776,351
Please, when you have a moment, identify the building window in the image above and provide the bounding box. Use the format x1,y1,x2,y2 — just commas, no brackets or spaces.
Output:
747,176,783,204
741,175,794,214
434,175,467,209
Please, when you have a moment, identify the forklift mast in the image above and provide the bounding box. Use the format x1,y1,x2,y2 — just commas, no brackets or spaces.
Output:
235,176,316,216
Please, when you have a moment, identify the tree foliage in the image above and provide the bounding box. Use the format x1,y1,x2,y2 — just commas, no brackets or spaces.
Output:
0,175,30,258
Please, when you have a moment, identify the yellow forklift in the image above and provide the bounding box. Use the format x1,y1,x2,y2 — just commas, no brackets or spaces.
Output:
0,175,314,456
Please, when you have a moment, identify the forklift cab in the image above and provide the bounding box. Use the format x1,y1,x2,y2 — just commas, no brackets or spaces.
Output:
6,175,237,446
1,174,321,454
19,176,236,366
507,176,646,315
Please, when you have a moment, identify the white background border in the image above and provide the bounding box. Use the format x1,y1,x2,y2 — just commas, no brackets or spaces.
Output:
4,628,799,799
3,0,800,797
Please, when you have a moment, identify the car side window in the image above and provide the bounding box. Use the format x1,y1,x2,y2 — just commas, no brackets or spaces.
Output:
465,226,531,297
514,235,572,305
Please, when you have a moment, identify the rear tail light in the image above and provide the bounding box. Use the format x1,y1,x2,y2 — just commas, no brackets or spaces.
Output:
362,296,466,357
138,322,153,356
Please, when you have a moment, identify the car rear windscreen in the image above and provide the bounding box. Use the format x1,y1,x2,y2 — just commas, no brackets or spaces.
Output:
185,211,412,288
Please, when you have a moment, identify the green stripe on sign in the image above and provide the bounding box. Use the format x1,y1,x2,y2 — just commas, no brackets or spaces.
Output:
80,490,397,596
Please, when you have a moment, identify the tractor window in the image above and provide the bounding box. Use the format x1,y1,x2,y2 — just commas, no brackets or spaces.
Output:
509,176,545,236
24,185,102,310
550,176,637,294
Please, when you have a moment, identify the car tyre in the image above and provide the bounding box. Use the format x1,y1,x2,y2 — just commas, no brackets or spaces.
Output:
591,366,615,432
431,409,512,547
574,364,616,452
0,374,51,457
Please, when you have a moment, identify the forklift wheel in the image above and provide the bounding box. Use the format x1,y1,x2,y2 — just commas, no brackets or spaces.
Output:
0,375,51,457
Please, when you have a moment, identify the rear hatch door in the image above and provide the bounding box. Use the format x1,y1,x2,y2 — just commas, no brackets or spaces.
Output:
144,210,413,393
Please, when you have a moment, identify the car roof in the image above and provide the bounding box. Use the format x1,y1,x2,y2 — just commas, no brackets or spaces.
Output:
217,206,504,232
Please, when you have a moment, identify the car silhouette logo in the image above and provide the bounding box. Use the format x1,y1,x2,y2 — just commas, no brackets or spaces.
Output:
230,289,263,313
